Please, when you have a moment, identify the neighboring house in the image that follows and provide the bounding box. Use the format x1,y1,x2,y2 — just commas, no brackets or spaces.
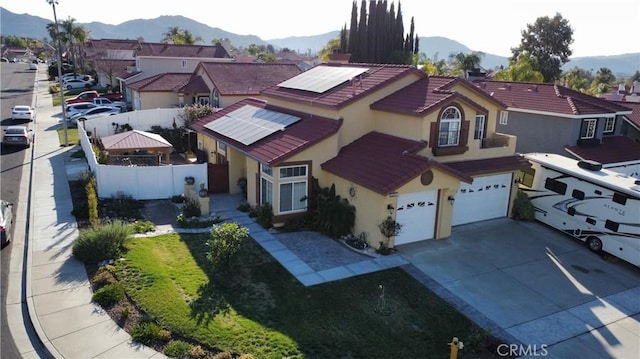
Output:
190,61,529,249
474,80,639,173
127,62,303,110
599,81,640,103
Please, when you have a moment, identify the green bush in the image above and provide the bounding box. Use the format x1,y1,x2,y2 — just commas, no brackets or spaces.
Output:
130,322,162,345
91,268,117,287
206,222,249,271
164,340,192,358
130,220,155,234
92,283,124,307
86,175,100,227
255,203,273,229
182,197,201,218
72,221,132,263
511,190,535,221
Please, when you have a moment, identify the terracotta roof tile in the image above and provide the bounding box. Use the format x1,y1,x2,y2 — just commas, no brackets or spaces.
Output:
444,155,531,177
128,73,193,92
260,63,424,109
611,100,640,129
371,76,502,116
135,43,230,58
190,98,341,165
100,130,172,150
179,75,209,93
566,136,640,164
199,62,302,95
321,132,471,195
474,80,632,116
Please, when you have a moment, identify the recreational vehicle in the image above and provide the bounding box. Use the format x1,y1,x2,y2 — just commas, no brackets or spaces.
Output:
518,153,640,267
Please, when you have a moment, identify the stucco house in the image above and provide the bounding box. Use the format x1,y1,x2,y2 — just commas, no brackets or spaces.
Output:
190,62,530,249
474,80,639,177
126,62,304,110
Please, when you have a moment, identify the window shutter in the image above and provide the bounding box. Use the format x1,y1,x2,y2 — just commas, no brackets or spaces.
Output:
460,120,470,146
429,122,438,148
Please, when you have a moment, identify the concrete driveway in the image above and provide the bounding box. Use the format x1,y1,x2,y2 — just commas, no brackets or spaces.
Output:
397,218,640,359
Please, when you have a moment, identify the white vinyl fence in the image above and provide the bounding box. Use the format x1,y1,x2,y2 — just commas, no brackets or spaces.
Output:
78,108,207,200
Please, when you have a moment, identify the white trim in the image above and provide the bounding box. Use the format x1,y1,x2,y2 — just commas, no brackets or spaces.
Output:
505,107,631,119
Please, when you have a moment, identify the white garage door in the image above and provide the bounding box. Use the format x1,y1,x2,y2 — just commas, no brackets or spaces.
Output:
394,191,438,245
452,173,512,226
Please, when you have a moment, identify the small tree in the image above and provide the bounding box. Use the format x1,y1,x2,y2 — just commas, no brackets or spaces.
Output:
511,190,535,221
206,222,249,272
378,216,402,254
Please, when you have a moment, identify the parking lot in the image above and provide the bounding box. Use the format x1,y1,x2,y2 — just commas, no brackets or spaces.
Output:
398,218,640,358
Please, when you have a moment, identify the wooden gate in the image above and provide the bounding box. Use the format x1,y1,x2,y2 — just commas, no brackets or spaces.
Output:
207,163,229,193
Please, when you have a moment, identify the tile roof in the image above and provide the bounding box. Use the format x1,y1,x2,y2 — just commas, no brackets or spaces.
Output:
135,43,231,58
474,80,633,116
443,155,532,177
92,59,135,78
371,76,503,116
128,73,194,92
611,100,640,129
321,132,472,195
565,136,640,165
198,62,303,95
179,75,209,93
100,130,172,150
190,98,341,165
86,39,141,50
260,63,424,110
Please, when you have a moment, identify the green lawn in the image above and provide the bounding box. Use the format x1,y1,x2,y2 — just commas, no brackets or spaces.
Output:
56,127,80,146
115,232,492,358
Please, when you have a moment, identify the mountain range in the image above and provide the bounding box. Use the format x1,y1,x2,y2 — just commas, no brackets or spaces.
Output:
2,7,638,76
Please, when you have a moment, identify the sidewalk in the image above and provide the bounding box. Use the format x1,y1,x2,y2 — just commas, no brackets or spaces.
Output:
7,68,166,359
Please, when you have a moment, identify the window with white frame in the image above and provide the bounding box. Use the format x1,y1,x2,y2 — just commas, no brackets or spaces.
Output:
212,90,220,108
580,119,597,139
474,115,485,140
499,111,508,125
278,165,308,213
604,117,615,133
260,164,273,205
217,141,226,155
438,106,461,146
196,96,209,106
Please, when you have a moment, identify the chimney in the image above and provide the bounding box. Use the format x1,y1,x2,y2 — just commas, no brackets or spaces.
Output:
328,52,351,64
618,83,626,94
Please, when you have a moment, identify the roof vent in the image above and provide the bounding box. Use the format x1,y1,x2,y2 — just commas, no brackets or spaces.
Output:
577,160,602,171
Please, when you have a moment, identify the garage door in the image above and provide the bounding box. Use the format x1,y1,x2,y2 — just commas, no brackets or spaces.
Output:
452,173,512,226
394,191,438,245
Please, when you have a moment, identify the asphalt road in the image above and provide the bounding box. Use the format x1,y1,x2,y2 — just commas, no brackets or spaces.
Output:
1,61,38,359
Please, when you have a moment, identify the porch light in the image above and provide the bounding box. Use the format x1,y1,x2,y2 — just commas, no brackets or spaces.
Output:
448,195,455,205
387,204,395,214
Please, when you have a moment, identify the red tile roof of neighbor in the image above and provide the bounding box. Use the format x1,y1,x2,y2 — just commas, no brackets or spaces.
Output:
612,100,640,129
198,62,303,95
321,132,472,195
135,43,231,58
260,63,425,109
180,75,209,93
444,155,532,177
370,76,504,116
474,80,633,116
566,136,640,165
100,130,172,150
190,98,341,165
128,73,194,92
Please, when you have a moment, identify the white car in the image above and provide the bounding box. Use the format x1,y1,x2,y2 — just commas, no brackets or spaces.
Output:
2,125,34,147
65,102,100,117
69,106,121,126
63,78,93,90
11,105,35,121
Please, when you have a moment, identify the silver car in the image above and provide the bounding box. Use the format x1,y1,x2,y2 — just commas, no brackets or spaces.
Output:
65,102,100,117
1,200,14,247
69,106,122,127
2,125,34,147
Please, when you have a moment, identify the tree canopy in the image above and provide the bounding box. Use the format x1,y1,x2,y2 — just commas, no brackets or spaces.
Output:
342,0,418,64
161,27,203,45
511,13,573,83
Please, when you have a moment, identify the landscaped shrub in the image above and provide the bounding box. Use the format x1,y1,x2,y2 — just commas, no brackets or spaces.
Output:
120,304,132,320
130,322,162,345
91,267,117,287
72,220,131,263
305,177,356,237
182,197,201,218
511,190,535,221
130,220,155,234
103,192,144,220
86,175,100,227
164,340,192,358
170,194,185,203
92,282,124,307
206,222,249,271
255,203,273,229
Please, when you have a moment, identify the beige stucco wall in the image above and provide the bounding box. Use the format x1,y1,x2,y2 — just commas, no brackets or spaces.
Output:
137,92,178,110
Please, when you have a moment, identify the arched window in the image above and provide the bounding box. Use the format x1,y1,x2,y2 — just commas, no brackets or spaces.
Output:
438,106,461,146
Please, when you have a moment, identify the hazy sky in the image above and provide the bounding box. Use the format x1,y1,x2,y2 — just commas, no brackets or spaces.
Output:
7,0,640,57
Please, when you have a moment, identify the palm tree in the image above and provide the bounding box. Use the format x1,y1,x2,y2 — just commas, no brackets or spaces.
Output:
161,27,203,45
448,51,484,77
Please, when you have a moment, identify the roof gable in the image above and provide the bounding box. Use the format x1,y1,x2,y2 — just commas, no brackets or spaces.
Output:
128,73,194,92
100,130,172,150
135,43,230,58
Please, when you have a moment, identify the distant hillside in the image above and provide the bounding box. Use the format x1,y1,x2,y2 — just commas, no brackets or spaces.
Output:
2,7,637,75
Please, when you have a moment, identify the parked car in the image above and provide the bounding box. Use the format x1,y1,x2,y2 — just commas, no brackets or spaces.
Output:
63,78,93,90
69,106,122,126
61,73,90,81
65,90,124,105
65,102,100,117
11,105,35,121
29,59,38,70
92,97,127,110
0,199,14,247
1,57,8,62
2,125,34,147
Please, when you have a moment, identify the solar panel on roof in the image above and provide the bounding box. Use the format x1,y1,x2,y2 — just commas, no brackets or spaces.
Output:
204,105,301,146
278,66,368,93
